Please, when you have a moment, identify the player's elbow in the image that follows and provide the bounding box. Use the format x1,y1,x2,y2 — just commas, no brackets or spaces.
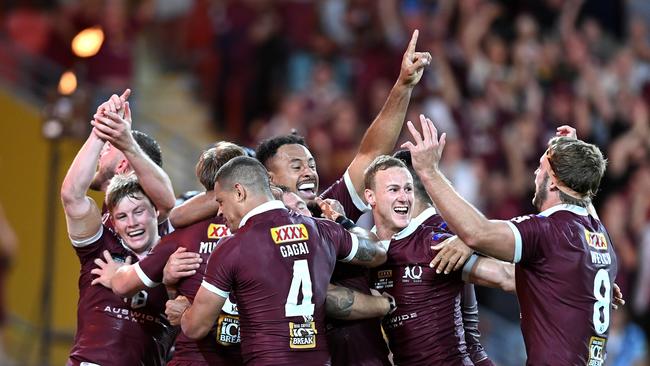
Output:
499,264,516,293
111,277,138,298
181,320,208,340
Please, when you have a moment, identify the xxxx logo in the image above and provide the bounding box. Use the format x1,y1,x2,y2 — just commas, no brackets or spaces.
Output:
208,224,230,239
585,230,607,251
270,224,308,244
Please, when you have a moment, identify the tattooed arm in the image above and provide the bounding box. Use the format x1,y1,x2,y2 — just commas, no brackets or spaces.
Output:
346,225,388,268
326,284,392,320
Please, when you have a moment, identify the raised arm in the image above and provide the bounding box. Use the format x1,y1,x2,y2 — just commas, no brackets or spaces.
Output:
325,284,392,320
346,30,431,199
169,191,220,228
92,102,175,221
403,115,516,261
60,130,105,241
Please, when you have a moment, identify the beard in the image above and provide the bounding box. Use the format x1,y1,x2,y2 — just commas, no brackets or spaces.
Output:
89,168,114,191
532,173,549,211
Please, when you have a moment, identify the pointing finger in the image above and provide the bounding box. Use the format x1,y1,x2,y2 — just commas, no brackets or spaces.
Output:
406,29,419,56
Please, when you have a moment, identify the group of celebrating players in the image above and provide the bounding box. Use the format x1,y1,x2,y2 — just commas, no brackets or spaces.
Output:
61,30,622,366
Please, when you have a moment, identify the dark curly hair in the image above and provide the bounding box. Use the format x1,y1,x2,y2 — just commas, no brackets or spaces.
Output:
255,134,308,167
132,130,163,167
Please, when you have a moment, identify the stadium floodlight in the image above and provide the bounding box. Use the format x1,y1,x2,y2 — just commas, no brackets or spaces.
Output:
71,26,104,58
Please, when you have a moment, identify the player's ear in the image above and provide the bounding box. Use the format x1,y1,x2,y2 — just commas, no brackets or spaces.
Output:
364,189,376,206
116,158,130,174
234,183,246,202
267,170,276,184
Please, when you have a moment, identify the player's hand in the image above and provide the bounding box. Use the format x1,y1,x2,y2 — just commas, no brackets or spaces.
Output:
429,236,473,274
95,89,131,120
91,104,136,154
91,250,132,288
166,295,191,326
315,198,344,221
398,30,432,87
556,125,577,139
163,247,202,286
401,114,446,176
612,283,625,310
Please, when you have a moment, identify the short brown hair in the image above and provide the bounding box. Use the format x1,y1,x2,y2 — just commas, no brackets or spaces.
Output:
196,142,246,191
106,174,150,213
364,155,408,190
547,137,607,202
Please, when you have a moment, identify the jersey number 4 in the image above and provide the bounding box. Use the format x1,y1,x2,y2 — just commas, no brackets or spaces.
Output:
593,269,610,335
285,259,315,317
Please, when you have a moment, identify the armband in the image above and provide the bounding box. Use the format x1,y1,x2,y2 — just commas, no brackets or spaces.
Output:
335,215,357,230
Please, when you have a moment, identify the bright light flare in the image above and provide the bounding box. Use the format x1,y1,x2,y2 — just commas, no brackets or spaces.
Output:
71,26,104,58
58,70,77,95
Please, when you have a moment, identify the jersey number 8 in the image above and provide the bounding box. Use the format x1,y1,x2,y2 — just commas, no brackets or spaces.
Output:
593,269,610,335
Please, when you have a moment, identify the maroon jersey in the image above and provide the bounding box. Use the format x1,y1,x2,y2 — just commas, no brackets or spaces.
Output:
422,209,492,366
136,216,242,365
508,204,618,365
319,171,369,222
202,200,358,365
67,226,172,366
370,212,472,366
321,172,390,366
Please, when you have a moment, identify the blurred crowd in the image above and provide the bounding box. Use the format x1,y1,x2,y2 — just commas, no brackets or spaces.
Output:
2,0,650,364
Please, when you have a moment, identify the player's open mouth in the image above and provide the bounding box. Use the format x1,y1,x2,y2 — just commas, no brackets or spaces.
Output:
127,229,145,238
297,182,316,197
393,206,409,215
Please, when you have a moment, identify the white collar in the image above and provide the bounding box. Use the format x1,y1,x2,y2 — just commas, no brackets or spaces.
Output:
538,204,588,217
393,207,437,240
239,200,286,228
370,206,438,241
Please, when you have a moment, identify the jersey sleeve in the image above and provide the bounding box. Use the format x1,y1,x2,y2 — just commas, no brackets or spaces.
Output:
315,219,358,262
506,214,550,265
201,238,237,299
319,171,370,222
135,237,179,287
71,225,109,262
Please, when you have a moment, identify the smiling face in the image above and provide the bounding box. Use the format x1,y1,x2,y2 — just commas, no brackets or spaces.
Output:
366,167,414,238
266,144,319,201
214,181,246,230
111,194,159,254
